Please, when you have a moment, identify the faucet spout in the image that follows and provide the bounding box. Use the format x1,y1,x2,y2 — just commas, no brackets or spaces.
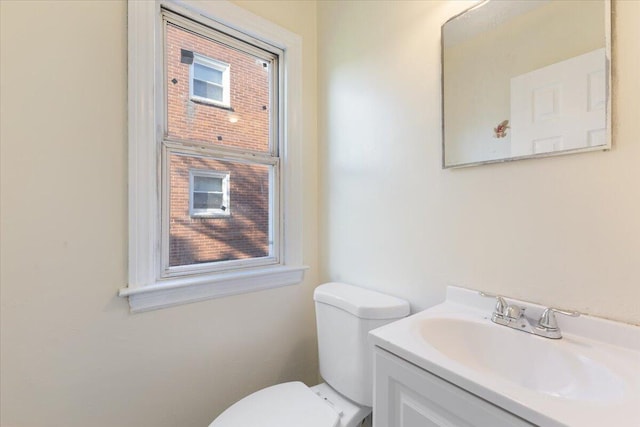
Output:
492,304,534,333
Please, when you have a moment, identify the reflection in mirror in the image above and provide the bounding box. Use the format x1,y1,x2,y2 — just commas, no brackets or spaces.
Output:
442,0,611,168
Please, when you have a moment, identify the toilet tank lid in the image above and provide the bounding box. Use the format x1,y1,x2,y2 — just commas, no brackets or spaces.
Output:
314,282,410,320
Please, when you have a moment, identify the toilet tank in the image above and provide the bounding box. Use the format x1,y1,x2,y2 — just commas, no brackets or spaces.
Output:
313,282,410,407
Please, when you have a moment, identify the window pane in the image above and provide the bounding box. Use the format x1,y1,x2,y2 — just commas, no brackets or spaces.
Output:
193,192,223,210
194,175,223,192
194,62,223,84
166,23,272,153
193,80,223,101
170,152,271,266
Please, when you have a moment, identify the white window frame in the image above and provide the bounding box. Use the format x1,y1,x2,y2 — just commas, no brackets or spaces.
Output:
189,170,230,218
189,54,231,107
121,0,307,313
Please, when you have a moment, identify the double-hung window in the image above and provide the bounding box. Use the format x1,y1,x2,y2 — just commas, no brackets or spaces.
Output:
190,54,230,107
189,170,230,218
122,0,306,312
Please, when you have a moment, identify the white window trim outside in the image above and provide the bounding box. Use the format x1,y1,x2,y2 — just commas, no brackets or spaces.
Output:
121,0,307,313
189,53,231,107
189,169,230,218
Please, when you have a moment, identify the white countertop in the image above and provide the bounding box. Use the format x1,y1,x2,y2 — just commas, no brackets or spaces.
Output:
369,286,640,427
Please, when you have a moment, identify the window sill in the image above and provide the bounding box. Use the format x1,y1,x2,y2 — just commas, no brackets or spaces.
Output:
190,96,232,110
119,265,308,313
190,212,230,219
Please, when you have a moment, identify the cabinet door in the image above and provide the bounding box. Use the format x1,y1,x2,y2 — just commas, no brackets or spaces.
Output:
373,348,535,427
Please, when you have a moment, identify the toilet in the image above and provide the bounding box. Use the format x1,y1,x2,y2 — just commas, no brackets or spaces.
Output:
209,282,410,427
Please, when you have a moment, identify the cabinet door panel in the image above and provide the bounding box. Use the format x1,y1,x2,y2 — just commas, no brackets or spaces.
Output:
373,348,535,427
389,378,474,427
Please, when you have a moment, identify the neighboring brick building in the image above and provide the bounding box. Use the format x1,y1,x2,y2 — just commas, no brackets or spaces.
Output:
166,23,272,266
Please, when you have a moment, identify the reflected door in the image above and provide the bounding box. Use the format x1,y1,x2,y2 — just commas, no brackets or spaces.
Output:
510,48,606,157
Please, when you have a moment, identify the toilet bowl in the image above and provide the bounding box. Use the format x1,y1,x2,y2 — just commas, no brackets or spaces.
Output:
209,282,410,427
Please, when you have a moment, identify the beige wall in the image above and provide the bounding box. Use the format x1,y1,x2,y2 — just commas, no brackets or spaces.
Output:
318,0,639,325
0,1,318,426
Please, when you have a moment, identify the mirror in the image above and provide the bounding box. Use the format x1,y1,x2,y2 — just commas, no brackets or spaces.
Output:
442,0,611,168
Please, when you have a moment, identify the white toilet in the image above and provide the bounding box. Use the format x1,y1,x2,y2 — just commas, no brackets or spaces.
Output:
209,282,410,427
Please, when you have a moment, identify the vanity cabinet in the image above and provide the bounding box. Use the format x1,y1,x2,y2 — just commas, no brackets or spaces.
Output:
373,347,535,427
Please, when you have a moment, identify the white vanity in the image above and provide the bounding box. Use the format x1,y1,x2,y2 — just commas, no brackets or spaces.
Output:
369,286,640,427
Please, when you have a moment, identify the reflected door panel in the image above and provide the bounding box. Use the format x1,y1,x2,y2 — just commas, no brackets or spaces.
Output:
510,48,606,157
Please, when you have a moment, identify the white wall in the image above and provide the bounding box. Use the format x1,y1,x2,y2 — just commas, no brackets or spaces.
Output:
318,0,640,325
0,1,318,426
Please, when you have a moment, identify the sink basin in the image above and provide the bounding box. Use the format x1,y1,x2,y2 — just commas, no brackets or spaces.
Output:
417,317,626,401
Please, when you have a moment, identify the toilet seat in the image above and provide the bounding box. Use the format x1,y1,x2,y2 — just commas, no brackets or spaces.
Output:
209,381,340,427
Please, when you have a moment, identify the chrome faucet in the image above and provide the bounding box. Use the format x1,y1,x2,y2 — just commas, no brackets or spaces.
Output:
480,292,580,339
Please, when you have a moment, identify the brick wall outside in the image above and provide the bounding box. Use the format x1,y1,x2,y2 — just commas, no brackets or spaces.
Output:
166,23,270,152
166,23,271,266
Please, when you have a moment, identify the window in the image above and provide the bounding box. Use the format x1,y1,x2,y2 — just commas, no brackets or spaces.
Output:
190,54,230,107
122,0,306,312
165,14,277,272
189,170,230,217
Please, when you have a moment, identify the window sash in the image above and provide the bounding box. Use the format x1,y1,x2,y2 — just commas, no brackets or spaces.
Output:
194,175,223,192
162,148,280,277
193,62,223,84
193,192,223,210
165,10,279,156
193,79,223,102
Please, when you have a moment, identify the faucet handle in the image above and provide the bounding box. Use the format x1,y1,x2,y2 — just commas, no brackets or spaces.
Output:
479,292,508,317
505,304,525,320
537,307,580,330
